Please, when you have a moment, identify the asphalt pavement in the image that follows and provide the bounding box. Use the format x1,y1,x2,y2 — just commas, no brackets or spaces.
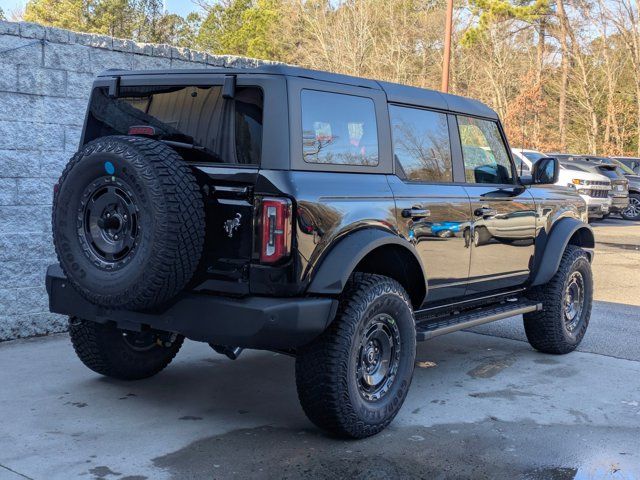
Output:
0,217,639,480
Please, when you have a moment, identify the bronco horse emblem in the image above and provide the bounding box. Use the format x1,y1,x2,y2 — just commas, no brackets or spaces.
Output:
223,213,242,238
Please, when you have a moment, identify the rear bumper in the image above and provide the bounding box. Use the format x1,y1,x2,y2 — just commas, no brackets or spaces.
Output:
46,265,337,350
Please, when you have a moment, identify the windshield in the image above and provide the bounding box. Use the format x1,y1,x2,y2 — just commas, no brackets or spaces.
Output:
610,158,635,175
522,151,546,163
595,166,619,180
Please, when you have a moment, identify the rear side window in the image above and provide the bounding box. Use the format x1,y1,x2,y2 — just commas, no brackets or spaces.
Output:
458,116,514,184
389,105,452,182
301,90,378,166
85,85,263,165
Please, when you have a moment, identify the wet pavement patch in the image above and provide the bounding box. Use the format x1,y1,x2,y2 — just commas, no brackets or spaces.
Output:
467,354,517,378
152,420,640,479
468,389,540,401
89,465,121,478
543,366,579,378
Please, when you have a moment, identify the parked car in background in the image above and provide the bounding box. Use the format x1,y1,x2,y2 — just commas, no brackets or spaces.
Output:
614,157,640,175
556,160,613,220
573,156,630,218
606,158,640,220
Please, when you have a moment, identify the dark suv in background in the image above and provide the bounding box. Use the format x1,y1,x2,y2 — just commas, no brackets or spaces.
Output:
47,66,594,438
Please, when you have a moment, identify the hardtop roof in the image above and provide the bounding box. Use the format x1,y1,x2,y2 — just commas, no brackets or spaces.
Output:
99,64,498,120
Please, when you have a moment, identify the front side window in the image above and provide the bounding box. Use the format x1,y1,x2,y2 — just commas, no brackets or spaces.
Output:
458,116,514,184
85,85,263,165
390,105,452,182
301,90,378,166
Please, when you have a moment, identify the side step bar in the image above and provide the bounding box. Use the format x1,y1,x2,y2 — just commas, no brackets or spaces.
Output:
414,300,542,341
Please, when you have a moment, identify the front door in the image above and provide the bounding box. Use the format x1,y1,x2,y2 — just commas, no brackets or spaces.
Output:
455,115,536,294
387,105,472,304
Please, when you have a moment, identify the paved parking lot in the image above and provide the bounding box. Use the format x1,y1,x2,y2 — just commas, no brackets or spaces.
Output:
1,217,639,480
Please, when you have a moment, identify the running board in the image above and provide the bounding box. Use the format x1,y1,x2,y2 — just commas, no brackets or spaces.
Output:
415,300,542,341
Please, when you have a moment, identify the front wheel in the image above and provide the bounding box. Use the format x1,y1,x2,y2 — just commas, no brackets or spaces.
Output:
523,245,593,354
295,273,416,438
69,317,183,380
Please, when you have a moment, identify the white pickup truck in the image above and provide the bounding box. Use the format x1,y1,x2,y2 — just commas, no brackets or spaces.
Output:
512,148,612,219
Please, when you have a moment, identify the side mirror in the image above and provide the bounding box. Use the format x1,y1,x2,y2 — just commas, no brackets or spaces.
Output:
521,157,559,185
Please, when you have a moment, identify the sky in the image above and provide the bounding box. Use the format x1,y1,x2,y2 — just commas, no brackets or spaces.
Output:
0,0,203,18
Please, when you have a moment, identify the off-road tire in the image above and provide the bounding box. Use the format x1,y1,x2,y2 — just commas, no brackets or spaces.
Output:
52,135,205,310
295,273,416,438
69,317,183,380
524,245,593,354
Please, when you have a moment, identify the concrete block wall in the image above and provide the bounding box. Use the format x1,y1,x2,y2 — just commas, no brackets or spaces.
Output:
0,21,271,341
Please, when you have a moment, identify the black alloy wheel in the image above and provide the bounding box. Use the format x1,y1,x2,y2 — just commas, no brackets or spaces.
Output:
356,313,402,402
563,271,585,333
79,177,140,270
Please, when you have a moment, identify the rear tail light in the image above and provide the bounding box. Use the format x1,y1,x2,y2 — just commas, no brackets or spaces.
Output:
260,197,292,264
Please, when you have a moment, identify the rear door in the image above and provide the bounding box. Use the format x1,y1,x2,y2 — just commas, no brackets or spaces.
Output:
387,105,472,303
454,115,536,294
84,74,272,294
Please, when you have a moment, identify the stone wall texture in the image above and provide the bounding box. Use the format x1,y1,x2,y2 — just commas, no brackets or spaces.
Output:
0,21,270,341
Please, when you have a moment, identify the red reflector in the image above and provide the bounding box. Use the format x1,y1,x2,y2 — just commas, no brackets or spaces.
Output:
128,125,156,136
260,197,292,264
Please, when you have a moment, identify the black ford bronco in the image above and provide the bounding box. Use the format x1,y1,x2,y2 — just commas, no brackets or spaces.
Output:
47,65,594,438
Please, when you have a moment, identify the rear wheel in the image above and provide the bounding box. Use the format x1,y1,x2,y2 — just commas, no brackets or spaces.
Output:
621,193,640,221
523,245,592,354
69,317,183,380
295,273,416,438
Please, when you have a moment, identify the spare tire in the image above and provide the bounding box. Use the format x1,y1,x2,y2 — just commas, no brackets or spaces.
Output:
52,135,205,310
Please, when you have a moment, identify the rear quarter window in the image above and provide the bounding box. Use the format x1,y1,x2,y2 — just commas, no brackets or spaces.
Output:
84,85,263,165
301,90,379,166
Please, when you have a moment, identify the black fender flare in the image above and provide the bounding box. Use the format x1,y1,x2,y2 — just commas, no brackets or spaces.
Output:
306,228,428,303
530,217,594,287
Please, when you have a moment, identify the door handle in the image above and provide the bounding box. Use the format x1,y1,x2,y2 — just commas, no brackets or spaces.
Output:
402,207,431,219
474,206,497,218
